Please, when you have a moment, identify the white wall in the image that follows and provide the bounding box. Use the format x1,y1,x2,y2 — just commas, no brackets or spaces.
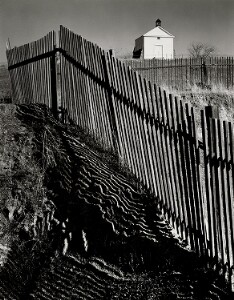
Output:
143,37,174,59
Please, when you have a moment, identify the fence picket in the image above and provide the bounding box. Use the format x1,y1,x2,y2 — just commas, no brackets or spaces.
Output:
218,120,230,273
167,94,181,232
162,91,177,225
227,122,234,267
170,96,185,237
128,69,143,180
154,86,171,217
208,117,220,263
142,79,156,193
149,84,167,207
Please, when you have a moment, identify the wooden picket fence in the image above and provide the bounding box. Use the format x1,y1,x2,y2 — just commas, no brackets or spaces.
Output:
6,31,58,116
124,57,234,90
6,26,234,291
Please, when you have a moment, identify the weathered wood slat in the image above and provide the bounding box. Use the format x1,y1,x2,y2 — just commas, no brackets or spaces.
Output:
201,110,214,260
208,117,219,262
226,122,234,267
148,84,163,201
167,94,181,229
154,86,171,217
138,76,152,190
134,74,150,188
217,120,230,273
128,69,142,180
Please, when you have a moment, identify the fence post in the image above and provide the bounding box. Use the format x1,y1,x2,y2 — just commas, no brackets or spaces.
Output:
109,49,115,57
50,48,58,118
205,105,219,122
102,51,121,156
201,59,208,87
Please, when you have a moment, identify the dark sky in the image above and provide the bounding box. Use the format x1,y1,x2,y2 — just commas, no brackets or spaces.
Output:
1,0,234,62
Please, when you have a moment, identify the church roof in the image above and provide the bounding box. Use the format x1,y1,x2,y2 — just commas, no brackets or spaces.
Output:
143,26,174,38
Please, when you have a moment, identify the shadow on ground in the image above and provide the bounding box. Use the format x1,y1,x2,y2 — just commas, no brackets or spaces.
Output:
0,104,232,299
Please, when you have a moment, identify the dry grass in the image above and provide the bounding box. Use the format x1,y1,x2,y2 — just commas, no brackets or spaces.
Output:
159,83,234,143
0,105,46,234
162,83,234,122
0,64,11,102
0,104,57,293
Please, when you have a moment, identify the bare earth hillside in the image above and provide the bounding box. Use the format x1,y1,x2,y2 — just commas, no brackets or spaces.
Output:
0,104,232,299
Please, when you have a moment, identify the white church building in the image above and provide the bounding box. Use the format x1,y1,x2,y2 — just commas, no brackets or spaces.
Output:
133,19,175,59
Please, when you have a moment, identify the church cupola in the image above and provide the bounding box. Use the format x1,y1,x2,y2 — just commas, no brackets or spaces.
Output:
156,19,161,27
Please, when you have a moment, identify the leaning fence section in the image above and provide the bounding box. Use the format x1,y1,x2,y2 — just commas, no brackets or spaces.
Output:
6,31,56,108
124,57,234,90
58,26,234,287
6,26,234,291
59,26,115,151
201,114,234,281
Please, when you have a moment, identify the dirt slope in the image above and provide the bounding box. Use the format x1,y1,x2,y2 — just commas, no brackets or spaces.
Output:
0,104,232,299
